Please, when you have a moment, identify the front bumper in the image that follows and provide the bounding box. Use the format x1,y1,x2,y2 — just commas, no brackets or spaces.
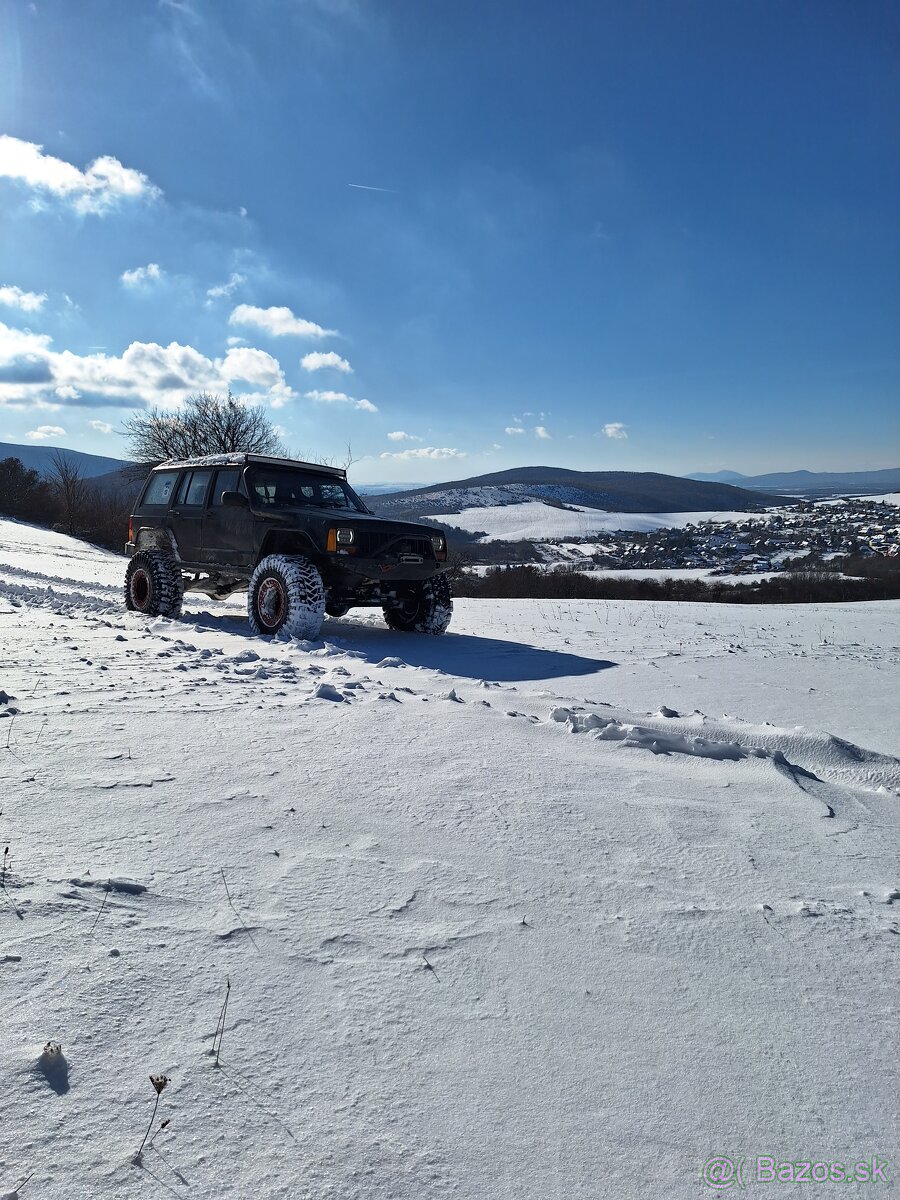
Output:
325,555,448,588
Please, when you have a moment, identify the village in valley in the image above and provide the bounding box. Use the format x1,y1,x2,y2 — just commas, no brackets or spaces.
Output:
523,497,900,574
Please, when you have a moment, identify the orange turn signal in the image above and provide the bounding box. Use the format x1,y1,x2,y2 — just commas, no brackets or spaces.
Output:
326,528,336,552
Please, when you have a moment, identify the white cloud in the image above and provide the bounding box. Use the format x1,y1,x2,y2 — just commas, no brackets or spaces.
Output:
300,350,353,373
534,425,551,440
120,263,164,288
226,336,246,347
304,389,351,403
229,304,336,339
304,389,377,413
0,284,47,313
0,319,295,412
601,422,628,439
387,431,421,442
0,323,52,352
505,425,525,436
380,446,465,461
27,424,65,440
221,346,284,389
90,420,113,434
206,272,246,303
0,135,161,215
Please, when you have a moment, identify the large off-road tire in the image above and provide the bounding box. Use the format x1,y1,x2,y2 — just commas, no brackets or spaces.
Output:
124,549,184,619
247,554,325,639
382,574,452,635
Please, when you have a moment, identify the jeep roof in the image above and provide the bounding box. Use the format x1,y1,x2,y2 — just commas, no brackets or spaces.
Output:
152,452,347,479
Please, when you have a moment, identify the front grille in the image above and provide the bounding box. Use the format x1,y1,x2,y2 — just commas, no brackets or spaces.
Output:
390,537,432,557
354,531,385,557
353,531,433,559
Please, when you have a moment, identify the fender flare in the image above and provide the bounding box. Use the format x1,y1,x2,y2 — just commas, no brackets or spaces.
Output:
133,526,181,560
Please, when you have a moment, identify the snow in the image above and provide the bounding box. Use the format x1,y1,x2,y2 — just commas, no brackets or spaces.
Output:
157,453,347,476
1,516,898,1199
429,501,769,541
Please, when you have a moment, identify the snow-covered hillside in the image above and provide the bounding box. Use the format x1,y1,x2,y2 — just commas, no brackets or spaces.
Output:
426,500,763,542
1,517,898,1199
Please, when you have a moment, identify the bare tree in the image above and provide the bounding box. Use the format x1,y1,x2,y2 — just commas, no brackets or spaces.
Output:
122,391,285,464
48,451,89,536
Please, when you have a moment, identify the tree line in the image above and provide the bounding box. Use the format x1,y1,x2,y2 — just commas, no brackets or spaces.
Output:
0,453,138,552
453,563,900,604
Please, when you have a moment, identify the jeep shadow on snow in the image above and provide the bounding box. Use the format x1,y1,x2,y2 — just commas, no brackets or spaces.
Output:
124,453,453,640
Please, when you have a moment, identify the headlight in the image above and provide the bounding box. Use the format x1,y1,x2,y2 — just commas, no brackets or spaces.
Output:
431,535,445,552
336,528,355,545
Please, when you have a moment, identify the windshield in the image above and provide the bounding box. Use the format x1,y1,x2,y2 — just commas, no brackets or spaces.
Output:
246,466,367,513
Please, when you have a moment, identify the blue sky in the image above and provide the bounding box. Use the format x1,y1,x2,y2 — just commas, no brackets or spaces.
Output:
0,0,897,483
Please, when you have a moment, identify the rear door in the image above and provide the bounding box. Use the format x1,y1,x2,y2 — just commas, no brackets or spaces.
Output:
202,466,254,567
168,468,213,563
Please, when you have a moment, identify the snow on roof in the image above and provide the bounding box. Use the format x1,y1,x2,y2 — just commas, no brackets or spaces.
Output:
154,453,346,477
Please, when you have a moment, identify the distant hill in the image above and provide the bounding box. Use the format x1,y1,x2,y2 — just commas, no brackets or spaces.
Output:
687,467,900,495
0,439,130,479
687,470,748,483
363,467,786,521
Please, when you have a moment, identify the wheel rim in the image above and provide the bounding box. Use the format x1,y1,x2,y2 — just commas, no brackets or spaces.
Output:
130,568,150,610
396,597,422,621
257,576,287,629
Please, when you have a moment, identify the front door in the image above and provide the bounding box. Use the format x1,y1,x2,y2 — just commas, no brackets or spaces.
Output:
168,468,213,564
202,467,254,567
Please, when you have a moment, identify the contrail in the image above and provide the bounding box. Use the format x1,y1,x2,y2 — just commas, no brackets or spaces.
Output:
348,183,397,193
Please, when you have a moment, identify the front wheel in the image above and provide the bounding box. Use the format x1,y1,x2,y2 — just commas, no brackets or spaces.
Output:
382,574,452,634
124,549,183,618
248,555,325,639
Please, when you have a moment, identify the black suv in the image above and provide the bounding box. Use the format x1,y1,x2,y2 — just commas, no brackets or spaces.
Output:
124,454,452,638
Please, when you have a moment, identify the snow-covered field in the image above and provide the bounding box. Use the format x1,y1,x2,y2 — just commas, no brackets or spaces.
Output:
1,517,898,1199
429,501,769,542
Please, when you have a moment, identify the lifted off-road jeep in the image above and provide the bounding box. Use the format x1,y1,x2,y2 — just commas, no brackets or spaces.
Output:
124,454,452,639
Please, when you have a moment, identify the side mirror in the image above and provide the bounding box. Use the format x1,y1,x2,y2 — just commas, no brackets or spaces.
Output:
220,490,249,509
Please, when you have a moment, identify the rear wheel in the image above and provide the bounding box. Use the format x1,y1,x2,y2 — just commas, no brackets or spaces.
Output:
382,574,452,634
248,554,325,639
124,550,183,619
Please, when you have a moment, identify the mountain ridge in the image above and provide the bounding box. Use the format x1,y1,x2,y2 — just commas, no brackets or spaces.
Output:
363,467,786,519
687,466,900,493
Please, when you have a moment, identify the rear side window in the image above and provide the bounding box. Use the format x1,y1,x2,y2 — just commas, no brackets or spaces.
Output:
176,469,213,507
143,471,178,506
211,468,242,504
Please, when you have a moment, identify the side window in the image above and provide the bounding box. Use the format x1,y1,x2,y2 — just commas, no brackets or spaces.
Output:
175,470,213,507
143,471,179,506
211,468,242,505
185,469,213,506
